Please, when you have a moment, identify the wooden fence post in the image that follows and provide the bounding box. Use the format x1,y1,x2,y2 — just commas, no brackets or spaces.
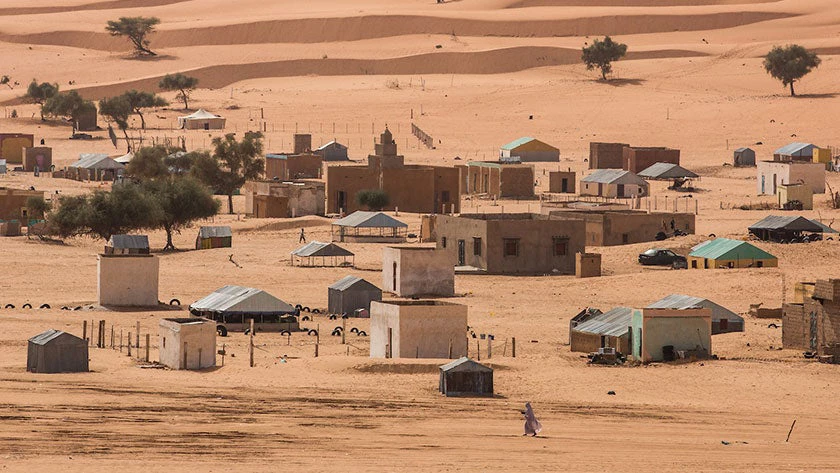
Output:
82,320,87,343
135,321,140,358
249,319,255,368
127,332,132,357
512,337,516,358
145,334,150,363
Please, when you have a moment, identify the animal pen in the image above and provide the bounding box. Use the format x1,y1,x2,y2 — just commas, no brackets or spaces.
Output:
290,241,354,267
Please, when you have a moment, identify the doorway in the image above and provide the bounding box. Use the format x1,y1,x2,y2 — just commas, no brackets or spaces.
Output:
336,191,346,214
561,178,568,193
617,184,625,197
392,262,398,292
457,240,465,266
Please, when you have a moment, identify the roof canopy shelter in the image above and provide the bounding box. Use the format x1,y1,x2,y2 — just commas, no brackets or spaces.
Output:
290,241,354,267
748,215,825,243
638,162,699,190
189,285,296,325
331,211,408,243
581,169,648,186
646,294,744,334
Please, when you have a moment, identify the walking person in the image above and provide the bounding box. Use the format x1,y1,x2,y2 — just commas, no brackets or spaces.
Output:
522,402,542,437
299,228,306,243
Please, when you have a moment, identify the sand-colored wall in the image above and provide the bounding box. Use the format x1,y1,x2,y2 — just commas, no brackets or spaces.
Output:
97,255,159,307
548,171,576,193
499,165,534,198
623,147,680,174
757,161,825,195
244,180,325,216
632,308,711,362
0,188,42,221
382,247,455,297
0,134,34,164
782,303,809,350
183,117,225,130
22,147,52,172
159,319,216,370
576,252,601,278
687,256,777,269
589,142,627,169
777,184,813,210
370,301,467,359
570,330,628,354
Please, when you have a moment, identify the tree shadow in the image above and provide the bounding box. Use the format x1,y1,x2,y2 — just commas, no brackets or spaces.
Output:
794,93,837,99
602,78,646,87
123,54,178,62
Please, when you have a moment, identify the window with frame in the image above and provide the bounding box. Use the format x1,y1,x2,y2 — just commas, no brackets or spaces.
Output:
441,237,447,248
503,238,520,257
553,236,569,256
473,237,482,256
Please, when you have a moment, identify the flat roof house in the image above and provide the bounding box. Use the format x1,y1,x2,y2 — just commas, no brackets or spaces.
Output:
432,213,586,275
499,137,559,162
549,171,576,194
623,146,680,174
370,300,467,359
97,254,159,307
159,318,216,370
463,161,535,199
630,308,712,363
589,142,628,169
687,238,777,269
757,160,825,195
383,246,455,297
580,169,648,198
543,208,695,246
243,180,325,218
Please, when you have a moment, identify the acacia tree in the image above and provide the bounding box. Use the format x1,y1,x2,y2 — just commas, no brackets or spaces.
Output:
48,183,161,241
25,80,59,119
143,177,219,250
191,132,265,214
42,90,96,126
99,95,133,151
582,36,628,81
106,16,160,56
126,145,171,180
159,73,199,109
763,44,821,97
123,90,167,129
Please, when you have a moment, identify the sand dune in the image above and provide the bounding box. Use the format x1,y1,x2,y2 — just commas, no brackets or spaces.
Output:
0,11,793,51
59,47,706,100
505,0,778,7
0,0,186,16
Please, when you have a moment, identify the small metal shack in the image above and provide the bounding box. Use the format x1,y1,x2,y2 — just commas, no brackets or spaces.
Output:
328,275,382,316
27,329,89,373
439,357,493,397
196,226,232,250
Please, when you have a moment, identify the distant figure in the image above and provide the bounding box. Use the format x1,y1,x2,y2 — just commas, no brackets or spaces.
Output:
299,228,306,243
39,138,45,145
522,402,542,437
670,219,675,231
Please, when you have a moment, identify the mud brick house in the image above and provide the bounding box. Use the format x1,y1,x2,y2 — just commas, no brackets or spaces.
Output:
462,161,534,199
783,279,840,358
623,146,680,174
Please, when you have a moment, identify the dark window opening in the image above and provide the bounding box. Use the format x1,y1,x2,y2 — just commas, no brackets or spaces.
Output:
503,238,520,257
473,237,482,256
441,237,447,248
553,236,568,256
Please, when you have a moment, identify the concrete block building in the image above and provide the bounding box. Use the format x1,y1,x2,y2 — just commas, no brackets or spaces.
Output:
97,254,159,307
589,142,628,169
0,133,34,165
623,146,680,174
630,308,712,363
327,128,460,214
159,318,216,370
499,137,559,162
0,187,43,220
544,208,695,246
22,147,52,172
370,300,467,359
432,213,585,275
580,169,648,198
382,246,455,297
783,279,840,358
549,171,576,193
243,180,325,218
757,161,825,195
463,162,534,199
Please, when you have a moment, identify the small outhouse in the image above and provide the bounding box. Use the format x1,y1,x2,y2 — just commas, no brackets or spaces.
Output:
159,318,216,370
439,357,493,397
27,330,89,373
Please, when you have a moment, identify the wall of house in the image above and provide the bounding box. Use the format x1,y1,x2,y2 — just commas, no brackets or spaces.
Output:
601,211,695,246
589,142,627,169
22,147,52,172
158,321,216,370
623,147,680,174
687,256,777,269
817,299,840,355
253,195,289,218
756,161,824,195
97,255,159,307
778,185,813,210
782,303,809,350
383,166,436,213
789,162,826,194
326,165,379,214
0,188,42,220
500,166,534,198
549,171,576,193
369,301,468,358
632,308,711,362
0,134,34,164
570,330,628,354
383,247,455,296
576,253,601,278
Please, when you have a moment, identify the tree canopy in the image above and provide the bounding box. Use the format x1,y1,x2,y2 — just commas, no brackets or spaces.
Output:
123,90,167,129
42,90,96,126
105,16,160,56
144,177,220,250
159,73,199,110
190,132,264,214
763,44,821,96
126,145,172,180
99,95,133,150
356,189,390,211
48,183,162,241
25,80,59,120
582,36,628,81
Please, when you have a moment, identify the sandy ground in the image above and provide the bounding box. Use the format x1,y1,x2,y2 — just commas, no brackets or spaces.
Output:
2,0,840,471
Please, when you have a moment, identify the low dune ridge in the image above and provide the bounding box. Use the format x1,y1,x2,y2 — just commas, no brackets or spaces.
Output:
0,0,187,16
0,11,794,51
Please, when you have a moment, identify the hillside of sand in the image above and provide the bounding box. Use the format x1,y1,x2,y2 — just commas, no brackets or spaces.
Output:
2,1,840,472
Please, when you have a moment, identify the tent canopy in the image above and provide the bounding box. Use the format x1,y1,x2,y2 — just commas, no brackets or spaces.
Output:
638,162,699,180
332,211,407,229
292,241,353,258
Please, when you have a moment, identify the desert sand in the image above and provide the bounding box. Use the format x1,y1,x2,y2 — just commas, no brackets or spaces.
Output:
1,0,840,471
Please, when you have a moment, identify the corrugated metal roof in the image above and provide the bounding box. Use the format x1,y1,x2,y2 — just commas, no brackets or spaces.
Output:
70,153,124,170
109,234,149,249
291,241,354,257
332,211,407,228
573,307,633,337
28,329,81,345
748,215,822,232
638,162,699,179
500,137,535,150
774,142,816,157
581,169,647,185
329,275,379,292
646,294,743,323
810,219,839,234
198,226,232,238
688,238,776,260
317,141,346,151
439,357,492,372
190,285,295,314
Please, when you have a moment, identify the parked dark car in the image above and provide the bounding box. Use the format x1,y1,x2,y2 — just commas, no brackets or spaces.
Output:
638,248,687,269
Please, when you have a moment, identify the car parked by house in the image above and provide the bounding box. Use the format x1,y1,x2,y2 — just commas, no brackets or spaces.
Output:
638,248,687,269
